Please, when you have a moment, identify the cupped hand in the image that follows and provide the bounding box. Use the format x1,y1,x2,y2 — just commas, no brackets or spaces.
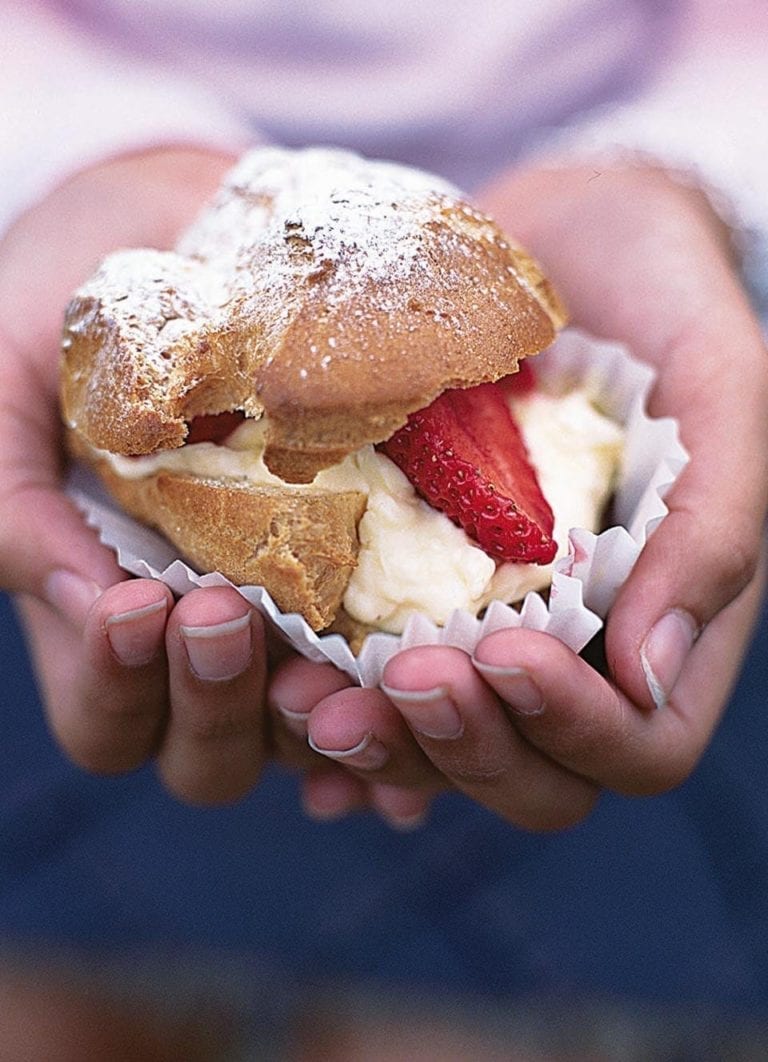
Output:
0,147,284,804
475,162,768,778
279,162,768,827
0,146,451,812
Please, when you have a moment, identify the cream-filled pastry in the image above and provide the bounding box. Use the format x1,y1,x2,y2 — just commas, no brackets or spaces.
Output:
60,146,599,633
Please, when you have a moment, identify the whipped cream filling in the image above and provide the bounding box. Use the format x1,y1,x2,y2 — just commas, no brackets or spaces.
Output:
103,387,624,633
487,390,625,609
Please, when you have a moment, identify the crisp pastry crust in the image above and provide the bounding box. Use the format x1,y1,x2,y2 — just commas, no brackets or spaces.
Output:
61,147,565,483
74,437,367,630
61,147,566,630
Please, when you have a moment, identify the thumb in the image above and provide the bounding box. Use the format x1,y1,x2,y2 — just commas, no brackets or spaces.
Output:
0,356,125,626
606,306,768,712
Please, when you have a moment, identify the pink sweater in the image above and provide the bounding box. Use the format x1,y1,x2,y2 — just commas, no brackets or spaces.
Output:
2,0,767,286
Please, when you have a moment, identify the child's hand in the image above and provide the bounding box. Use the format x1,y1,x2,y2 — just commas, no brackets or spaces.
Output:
0,147,461,815
276,163,768,828
0,148,284,805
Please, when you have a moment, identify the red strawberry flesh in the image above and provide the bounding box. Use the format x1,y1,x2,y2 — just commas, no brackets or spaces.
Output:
382,374,556,564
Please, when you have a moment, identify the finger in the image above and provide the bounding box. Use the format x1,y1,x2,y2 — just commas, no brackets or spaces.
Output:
382,646,599,830
158,587,267,805
267,656,353,765
33,579,174,774
474,558,765,796
271,660,442,825
301,765,435,830
606,312,768,711
367,783,434,831
301,768,368,823
0,352,126,621
481,166,768,715
306,687,443,791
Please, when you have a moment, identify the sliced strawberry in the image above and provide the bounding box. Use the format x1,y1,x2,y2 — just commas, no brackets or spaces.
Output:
382,380,556,564
185,410,246,446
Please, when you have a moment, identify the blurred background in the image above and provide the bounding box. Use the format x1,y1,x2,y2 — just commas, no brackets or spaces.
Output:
2,589,768,1058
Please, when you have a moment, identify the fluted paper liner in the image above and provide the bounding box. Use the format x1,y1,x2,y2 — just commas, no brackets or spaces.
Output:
68,329,688,687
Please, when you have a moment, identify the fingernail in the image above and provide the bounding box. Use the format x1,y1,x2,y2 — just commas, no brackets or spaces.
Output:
640,609,698,709
380,684,464,740
45,569,104,627
307,732,389,771
181,613,252,681
105,598,168,667
472,661,544,716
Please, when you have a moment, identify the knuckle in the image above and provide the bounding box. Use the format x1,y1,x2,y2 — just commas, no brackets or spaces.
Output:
682,515,761,615
532,715,612,775
439,747,600,832
183,707,260,744
651,508,762,627
618,744,700,797
709,532,760,601
442,754,508,788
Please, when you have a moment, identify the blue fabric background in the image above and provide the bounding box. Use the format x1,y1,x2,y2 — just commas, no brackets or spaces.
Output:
1,589,767,1010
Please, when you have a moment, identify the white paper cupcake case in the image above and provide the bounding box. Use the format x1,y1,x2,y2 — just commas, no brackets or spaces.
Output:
68,328,688,688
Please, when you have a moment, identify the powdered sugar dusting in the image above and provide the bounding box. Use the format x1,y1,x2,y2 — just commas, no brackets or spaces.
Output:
64,147,561,456
177,147,464,318
67,148,465,377
65,249,229,376
63,250,233,435
185,147,458,270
